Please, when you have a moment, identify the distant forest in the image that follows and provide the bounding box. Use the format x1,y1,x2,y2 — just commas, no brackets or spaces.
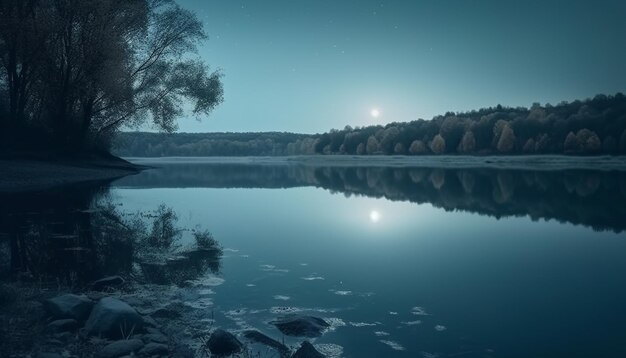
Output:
114,93,626,156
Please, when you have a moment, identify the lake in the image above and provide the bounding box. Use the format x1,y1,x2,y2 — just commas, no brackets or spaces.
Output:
2,157,626,358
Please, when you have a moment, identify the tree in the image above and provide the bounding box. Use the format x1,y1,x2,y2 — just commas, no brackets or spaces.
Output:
523,138,535,154
380,126,400,154
366,136,379,154
0,0,223,151
603,136,617,154
576,129,600,154
0,0,44,126
409,140,427,155
458,131,476,154
430,134,446,154
394,142,405,154
356,142,365,155
535,133,550,153
497,125,516,153
439,116,465,152
564,132,582,154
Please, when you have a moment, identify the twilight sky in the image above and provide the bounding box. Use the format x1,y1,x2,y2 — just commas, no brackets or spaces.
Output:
174,0,626,134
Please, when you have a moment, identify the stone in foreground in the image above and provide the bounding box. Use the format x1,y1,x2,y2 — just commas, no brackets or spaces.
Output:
243,329,290,355
207,329,244,356
43,294,93,322
139,342,169,356
47,319,78,333
85,297,144,339
92,276,125,291
292,341,325,358
270,315,330,338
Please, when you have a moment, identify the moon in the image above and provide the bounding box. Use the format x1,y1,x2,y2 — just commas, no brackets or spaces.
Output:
369,210,381,223
370,108,380,118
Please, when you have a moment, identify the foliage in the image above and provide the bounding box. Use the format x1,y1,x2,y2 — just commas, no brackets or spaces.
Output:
113,131,312,156
0,0,223,152
193,229,220,250
115,93,626,157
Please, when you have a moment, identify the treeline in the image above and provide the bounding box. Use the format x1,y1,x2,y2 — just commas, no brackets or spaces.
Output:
115,94,626,157
113,132,315,157
311,93,626,156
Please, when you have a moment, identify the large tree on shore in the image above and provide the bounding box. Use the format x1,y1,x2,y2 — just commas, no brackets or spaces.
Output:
0,0,223,150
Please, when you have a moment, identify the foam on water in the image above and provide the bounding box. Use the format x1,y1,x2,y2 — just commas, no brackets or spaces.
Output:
380,340,405,351
349,321,379,327
411,306,429,316
401,320,422,326
301,275,325,281
316,343,344,358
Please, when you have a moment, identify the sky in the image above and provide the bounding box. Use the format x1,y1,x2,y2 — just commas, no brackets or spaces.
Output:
173,0,626,134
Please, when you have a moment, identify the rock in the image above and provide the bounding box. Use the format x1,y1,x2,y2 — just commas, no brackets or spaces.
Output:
243,330,289,355
270,315,330,338
53,332,73,341
85,297,144,339
138,342,168,356
206,329,243,356
146,327,163,335
43,294,93,321
144,333,168,344
142,315,158,327
47,318,78,333
92,276,125,291
151,307,181,319
292,341,325,358
97,339,144,358
131,334,144,341
37,353,63,358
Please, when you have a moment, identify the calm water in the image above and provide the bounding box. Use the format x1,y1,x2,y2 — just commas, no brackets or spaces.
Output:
2,158,626,357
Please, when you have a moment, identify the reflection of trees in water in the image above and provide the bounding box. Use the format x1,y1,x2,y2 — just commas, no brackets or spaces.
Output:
0,186,222,287
313,166,626,232
116,163,626,232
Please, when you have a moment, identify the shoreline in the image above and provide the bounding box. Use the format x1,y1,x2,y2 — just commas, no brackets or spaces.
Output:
126,154,626,171
0,157,144,193
2,154,625,193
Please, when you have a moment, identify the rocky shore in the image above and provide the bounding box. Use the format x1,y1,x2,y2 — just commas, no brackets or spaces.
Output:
1,276,330,358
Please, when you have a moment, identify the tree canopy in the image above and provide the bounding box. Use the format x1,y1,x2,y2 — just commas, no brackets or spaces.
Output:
0,0,223,152
301,93,626,156
115,93,626,157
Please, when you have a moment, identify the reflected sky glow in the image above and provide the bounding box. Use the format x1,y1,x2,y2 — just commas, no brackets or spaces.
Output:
106,166,626,357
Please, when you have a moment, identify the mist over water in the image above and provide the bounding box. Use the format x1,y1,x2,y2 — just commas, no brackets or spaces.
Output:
2,158,626,357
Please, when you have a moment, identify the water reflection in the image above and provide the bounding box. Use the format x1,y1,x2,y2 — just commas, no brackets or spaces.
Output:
115,162,626,232
0,184,222,286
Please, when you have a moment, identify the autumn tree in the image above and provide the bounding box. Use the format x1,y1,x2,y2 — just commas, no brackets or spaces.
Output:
394,142,405,154
430,134,446,154
497,125,516,153
366,136,379,154
409,140,427,155
458,131,476,154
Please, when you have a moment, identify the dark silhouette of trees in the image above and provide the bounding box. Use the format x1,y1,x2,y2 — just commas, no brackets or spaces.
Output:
0,0,223,152
114,93,626,157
